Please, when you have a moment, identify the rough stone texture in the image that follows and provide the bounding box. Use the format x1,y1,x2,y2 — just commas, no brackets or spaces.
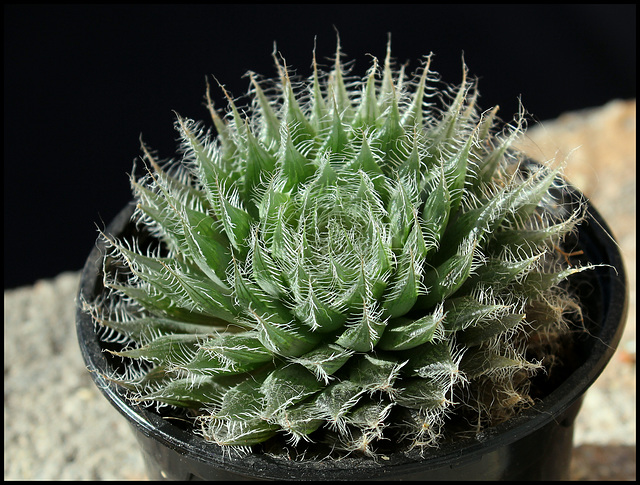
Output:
4,272,146,480
4,100,635,481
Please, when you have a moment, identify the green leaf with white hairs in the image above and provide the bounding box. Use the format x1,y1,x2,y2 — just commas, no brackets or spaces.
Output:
347,400,395,433
460,253,542,292
458,313,526,346
105,236,238,322
249,73,281,145
435,167,556,264
397,131,423,182
216,375,266,419
443,130,475,216
418,235,478,310
477,112,524,184
375,95,406,172
432,65,470,145
382,242,424,319
176,115,237,187
252,310,320,358
327,41,353,121
394,377,449,411
278,127,315,192
249,226,287,299
216,186,253,259
208,373,280,446
353,60,380,130
400,340,461,383
322,100,351,156
241,125,278,214
231,258,318,357
421,165,451,245
87,41,596,456
261,364,323,418
291,344,354,384
181,207,231,289
490,217,580,253
208,417,279,447
130,180,186,254
442,295,507,333
336,300,388,352
312,380,367,428
112,333,200,366
503,165,561,224
291,280,348,333
283,75,316,143
378,303,445,351
401,56,431,130
187,332,274,375
107,283,222,325
461,347,540,380
157,259,240,322
349,135,384,177
515,265,595,299
92,314,233,344
273,400,324,439
309,53,329,132
348,353,407,394
136,375,228,408
387,175,418,251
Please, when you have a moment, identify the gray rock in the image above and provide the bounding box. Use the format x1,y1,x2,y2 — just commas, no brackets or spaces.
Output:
4,272,146,480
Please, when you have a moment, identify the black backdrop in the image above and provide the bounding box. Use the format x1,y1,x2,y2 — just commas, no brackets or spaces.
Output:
4,4,636,289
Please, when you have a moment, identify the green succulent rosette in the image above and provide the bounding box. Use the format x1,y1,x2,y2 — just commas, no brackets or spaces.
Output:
85,40,592,458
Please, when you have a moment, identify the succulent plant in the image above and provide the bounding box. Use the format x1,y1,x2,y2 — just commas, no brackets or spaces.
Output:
85,38,594,459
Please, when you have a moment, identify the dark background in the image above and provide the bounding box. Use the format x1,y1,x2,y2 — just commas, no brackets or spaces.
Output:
4,4,636,289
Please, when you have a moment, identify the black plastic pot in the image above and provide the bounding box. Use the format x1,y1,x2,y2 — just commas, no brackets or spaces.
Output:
76,180,628,480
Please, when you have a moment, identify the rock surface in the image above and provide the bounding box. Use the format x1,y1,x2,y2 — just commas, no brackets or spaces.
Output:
4,272,146,480
4,100,635,480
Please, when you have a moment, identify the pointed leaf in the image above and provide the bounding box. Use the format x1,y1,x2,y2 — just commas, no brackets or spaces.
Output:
217,376,266,419
349,354,406,394
394,378,448,411
193,332,274,375
313,380,366,425
278,128,315,191
93,314,231,343
261,364,323,417
323,100,350,155
441,295,507,333
274,401,324,438
291,344,354,384
353,60,380,129
249,73,281,144
218,188,253,258
458,313,526,346
382,246,423,319
250,227,287,298
418,235,478,310
336,300,387,352
136,376,227,408
113,334,199,366
378,303,445,351
108,283,222,325
181,207,231,289
421,165,451,245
